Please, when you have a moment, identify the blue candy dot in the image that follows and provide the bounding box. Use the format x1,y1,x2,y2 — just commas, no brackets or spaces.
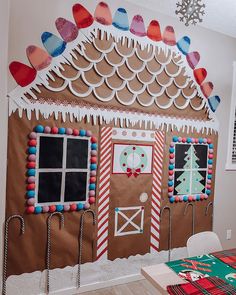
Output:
89,183,96,190
169,148,175,153
35,206,42,214
169,164,174,170
198,138,204,144
170,197,175,203
35,125,44,133
168,181,173,187
28,147,37,154
208,159,213,165
173,136,178,142
115,208,119,212
77,203,84,210
208,174,212,179
209,144,214,149
79,129,86,136
196,195,201,201
27,169,36,176
91,143,97,150
90,164,97,170
56,205,64,212
206,190,211,195
187,137,192,143
27,190,35,198
183,196,188,202
58,127,65,134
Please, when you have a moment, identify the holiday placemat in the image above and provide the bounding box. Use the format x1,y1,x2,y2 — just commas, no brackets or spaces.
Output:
211,249,236,270
167,276,236,295
166,254,236,286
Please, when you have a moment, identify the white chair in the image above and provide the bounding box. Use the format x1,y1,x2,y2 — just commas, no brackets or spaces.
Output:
187,231,223,257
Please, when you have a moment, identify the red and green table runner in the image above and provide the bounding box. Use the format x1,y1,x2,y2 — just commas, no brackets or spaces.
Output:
212,249,236,270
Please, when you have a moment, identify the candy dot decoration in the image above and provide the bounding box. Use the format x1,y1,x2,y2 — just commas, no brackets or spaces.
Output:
26,126,98,214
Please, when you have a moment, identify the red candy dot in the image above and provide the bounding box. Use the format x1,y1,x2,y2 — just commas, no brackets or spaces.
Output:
91,136,97,143
90,177,96,183
200,194,205,200
89,197,96,204
73,129,79,136
51,127,58,134
27,162,36,169
195,138,199,143
206,184,211,189
169,154,175,159
27,183,35,190
188,196,193,202
133,147,136,150
70,204,77,211
91,157,97,164
28,139,37,146
208,170,212,174
26,206,35,214
49,205,56,213
175,197,180,202
169,171,174,176
182,138,186,143
208,154,213,159
207,138,212,144
141,154,144,157
123,163,126,167
168,187,173,192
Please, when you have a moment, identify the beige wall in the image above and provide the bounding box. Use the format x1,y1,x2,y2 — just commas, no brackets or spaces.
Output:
7,0,236,256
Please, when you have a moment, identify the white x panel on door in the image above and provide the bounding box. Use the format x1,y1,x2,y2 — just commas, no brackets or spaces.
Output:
114,206,144,237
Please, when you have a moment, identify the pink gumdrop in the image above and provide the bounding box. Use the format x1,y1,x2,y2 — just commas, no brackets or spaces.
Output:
66,128,73,135
191,138,195,143
28,176,35,183
91,150,97,156
208,154,213,159
205,195,209,199
208,164,213,169
86,130,92,137
169,159,175,164
169,175,174,180
209,149,213,154
44,126,51,133
170,142,175,147
27,198,35,205
178,137,182,142
168,192,173,197
28,154,36,162
63,205,70,211
203,138,207,143
208,169,212,174
207,179,212,184
84,202,90,209
42,206,49,213
89,190,96,197
90,170,97,177
206,184,211,189
179,196,184,202
192,196,196,201
29,132,37,139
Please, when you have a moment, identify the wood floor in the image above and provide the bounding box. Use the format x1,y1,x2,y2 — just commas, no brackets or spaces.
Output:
82,280,161,295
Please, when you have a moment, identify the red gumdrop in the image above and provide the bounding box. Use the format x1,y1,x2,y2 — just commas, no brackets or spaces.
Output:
175,197,180,202
200,194,205,200
169,154,175,159
90,177,96,183
70,204,77,211
91,157,97,164
73,129,79,136
182,138,186,143
26,206,35,214
49,205,56,213
208,154,213,159
188,196,193,202
207,138,212,144
51,127,58,134
168,187,173,192
27,183,35,190
89,197,96,204
28,139,37,146
27,162,36,169
208,170,212,174
169,171,174,176
91,136,97,143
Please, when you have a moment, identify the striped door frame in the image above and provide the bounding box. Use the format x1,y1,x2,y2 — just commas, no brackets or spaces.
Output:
96,128,165,260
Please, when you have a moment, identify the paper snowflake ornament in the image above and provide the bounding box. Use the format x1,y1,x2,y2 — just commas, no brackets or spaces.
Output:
176,0,206,26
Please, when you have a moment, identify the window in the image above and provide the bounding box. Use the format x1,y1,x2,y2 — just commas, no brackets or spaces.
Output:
26,126,97,214
168,136,214,203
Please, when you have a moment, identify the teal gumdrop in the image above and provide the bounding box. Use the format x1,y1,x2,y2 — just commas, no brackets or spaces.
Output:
207,174,212,179
206,190,211,195
183,196,188,202
187,137,192,143
169,164,174,170
91,143,97,150
35,206,42,214
90,164,97,170
41,32,66,57
198,138,204,144
35,125,44,133
28,147,37,154
58,127,65,134
79,129,86,136
173,136,178,142
27,190,35,198
112,8,129,31
77,203,84,210
169,148,175,153
89,183,96,190
208,159,213,165
27,169,36,176
196,195,201,201
209,144,214,149
208,95,221,112
168,181,173,187
177,36,190,55
169,197,175,203
56,205,64,212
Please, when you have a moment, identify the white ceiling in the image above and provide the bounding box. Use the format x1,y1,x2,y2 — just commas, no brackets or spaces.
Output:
126,0,236,38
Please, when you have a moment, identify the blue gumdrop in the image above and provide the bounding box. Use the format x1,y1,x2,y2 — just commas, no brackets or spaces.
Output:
169,197,175,203
28,147,37,154
89,183,96,190
168,181,173,187
35,206,42,214
207,174,212,179
208,159,213,165
209,144,214,149
196,195,201,201
27,169,36,176
112,8,129,31
208,95,221,112
177,36,190,55
183,196,188,202
198,138,204,144
173,136,178,142
27,190,35,198
169,164,174,170
35,125,44,133
169,148,175,153
58,127,65,134
77,203,84,210
56,205,64,212
41,32,66,57
187,137,192,143
91,143,97,150
206,190,211,195
115,208,119,212
90,164,97,170
79,129,86,136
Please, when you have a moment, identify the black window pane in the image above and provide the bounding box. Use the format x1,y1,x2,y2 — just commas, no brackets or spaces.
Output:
193,144,208,168
66,138,89,169
39,137,63,168
64,172,87,202
175,144,191,169
38,172,62,203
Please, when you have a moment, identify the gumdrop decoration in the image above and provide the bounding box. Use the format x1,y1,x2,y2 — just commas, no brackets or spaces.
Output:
55,18,78,42
177,36,190,55
112,8,129,31
26,45,52,71
208,95,221,112
41,32,66,57
130,15,146,37
94,2,112,25
194,68,207,85
147,20,162,42
73,4,94,28
201,81,214,98
9,61,37,87
175,0,206,26
186,51,200,69
163,26,176,46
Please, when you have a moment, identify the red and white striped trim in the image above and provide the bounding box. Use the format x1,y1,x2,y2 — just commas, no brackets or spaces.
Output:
96,127,113,260
150,131,165,253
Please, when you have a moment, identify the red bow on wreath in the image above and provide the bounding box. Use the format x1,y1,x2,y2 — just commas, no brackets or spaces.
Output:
126,168,141,178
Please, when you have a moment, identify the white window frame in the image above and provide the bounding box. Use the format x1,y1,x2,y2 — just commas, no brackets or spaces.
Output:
226,62,236,170
35,133,91,206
